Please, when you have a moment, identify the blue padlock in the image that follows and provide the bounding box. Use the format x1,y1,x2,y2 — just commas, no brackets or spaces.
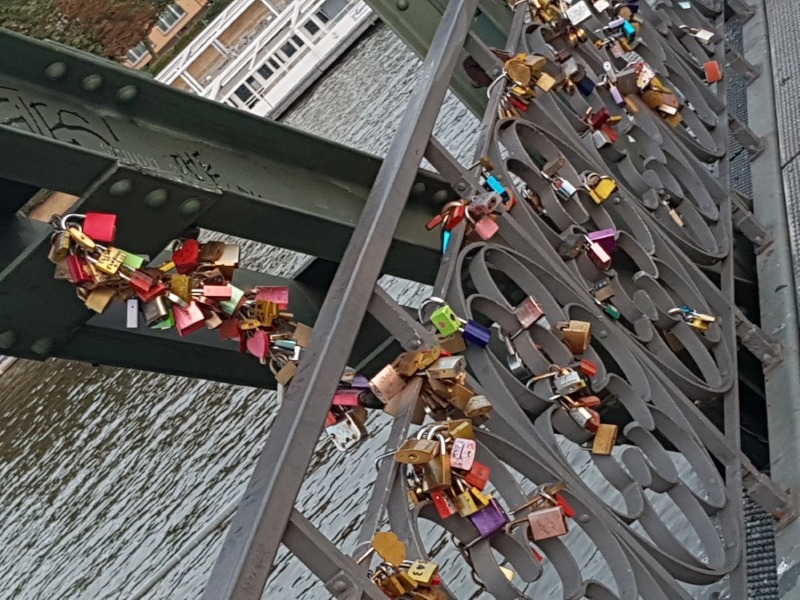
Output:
485,175,508,199
622,20,636,41
442,229,451,253
576,76,596,97
462,320,492,347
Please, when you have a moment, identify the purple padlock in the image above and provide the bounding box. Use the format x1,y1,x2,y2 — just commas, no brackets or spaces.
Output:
351,374,371,389
586,228,617,255
469,498,510,538
462,321,492,347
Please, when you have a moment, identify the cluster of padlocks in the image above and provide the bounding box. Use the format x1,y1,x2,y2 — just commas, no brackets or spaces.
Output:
358,532,445,599
46,212,312,380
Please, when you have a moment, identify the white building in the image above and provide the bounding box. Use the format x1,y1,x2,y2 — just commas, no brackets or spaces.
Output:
157,0,376,118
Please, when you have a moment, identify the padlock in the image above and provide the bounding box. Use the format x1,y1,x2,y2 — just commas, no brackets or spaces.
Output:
170,274,192,303
591,129,614,149
579,358,598,378
585,238,612,270
430,490,457,519
141,295,172,327
704,60,722,84
406,560,439,585
429,304,461,336
447,419,475,440
85,287,117,313
395,438,441,464
94,247,127,276
593,278,615,302
238,318,262,331
394,351,425,377
254,299,280,327
464,460,491,490
202,284,232,299
587,176,618,204
621,20,636,41
252,285,289,310
552,176,578,200
246,329,271,360
422,434,451,493
325,412,366,451
461,320,491,347
213,244,241,279
48,231,71,263
172,239,200,274
592,423,618,454
332,389,362,407
686,26,716,44
464,394,493,418
586,228,617,255
556,320,591,353
427,356,466,380
369,364,406,403
615,68,638,94
558,232,586,259
562,398,600,432
450,437,477,471
137,281,167,303
473,215,499,240
274,361,297,386
453,479,480,517
514,296,546,328
609,84,624,105
565,0,590,24
122,252,145,271
174,301,206,337
219,285,245,315
396,570,419,592
66,254,93,285
535,72,557,91
82,212,117,243
528,505,569,540
378,567,409,597
553,369,586,395
470,498,510,538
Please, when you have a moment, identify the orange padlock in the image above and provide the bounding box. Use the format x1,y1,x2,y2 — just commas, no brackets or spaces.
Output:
704,61,722,84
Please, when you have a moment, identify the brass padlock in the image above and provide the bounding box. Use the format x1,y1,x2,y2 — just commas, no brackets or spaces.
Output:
447,419,475,440
85,287,117,313
422,434,452,493
438,332,466,354
94,247,127,276
405,559,439,585
453,478,480,517
393,351,422,377
591,423,618,455
171,274,192,303
48,231,71,263
556,320,591,354
395,438,441,464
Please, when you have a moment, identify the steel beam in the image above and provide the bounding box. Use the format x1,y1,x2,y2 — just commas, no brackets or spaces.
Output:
0,29,451,282
201,0,480,596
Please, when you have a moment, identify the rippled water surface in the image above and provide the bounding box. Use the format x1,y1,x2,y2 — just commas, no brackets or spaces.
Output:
0,23,494,600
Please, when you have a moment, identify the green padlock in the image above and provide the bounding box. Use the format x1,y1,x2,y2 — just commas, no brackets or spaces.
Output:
220,285,245,315
604,304,621,319
122,251,146,270
419,298,462,336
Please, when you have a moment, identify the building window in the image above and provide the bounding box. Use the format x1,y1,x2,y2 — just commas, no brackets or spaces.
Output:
303,20,321,36
280,41,297,58
156,3,186,33
268,57,282,70
291,34,305,48
258,64,274,80
234,84,254,104
315,10,330,24
126,41,148,64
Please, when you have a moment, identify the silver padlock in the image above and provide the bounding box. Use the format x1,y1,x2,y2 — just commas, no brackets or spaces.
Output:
427,356,467,380
552,177,578,200
325,412,366,451
553,370,586,395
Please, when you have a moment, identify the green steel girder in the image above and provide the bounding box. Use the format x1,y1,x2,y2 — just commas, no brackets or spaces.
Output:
364,0,508,116
0,29,452,283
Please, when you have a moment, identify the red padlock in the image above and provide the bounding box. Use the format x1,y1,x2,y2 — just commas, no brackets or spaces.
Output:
579,358,598,378
66,254,92,284
129,269,154,294
332,389,362,407
425,213,444,230
218,318,240,340
704,60,722,84
444,204,466,231
464,460,491,490
554,493,576,518
82,212,117,243
324,411,339,428
203,284,233,299
172,239,200,274
430,490,457,519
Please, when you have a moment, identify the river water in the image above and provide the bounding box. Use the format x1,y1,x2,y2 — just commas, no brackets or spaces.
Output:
0,23,497,600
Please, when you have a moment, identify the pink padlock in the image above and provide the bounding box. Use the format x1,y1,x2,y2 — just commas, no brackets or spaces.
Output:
246,329,270,359
586,228,617,255
473,215,499,240
450,438,477,470
255,286,290,310
332,389,361,407
173,301,206,337
82,212,117,243
586,241,612,270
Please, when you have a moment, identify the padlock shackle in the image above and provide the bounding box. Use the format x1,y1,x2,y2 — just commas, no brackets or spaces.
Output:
58,212,86,231
417,296,447,324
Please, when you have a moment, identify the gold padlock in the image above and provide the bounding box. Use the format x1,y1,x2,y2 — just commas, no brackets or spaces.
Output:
592,423,618,455
405,559,439,585
85,287,117,313
556,320,592,354
422,434,451,493
95,247,127,275
395,438,441,464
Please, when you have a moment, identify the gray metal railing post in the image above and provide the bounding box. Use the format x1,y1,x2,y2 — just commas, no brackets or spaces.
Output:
200,0,481,597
